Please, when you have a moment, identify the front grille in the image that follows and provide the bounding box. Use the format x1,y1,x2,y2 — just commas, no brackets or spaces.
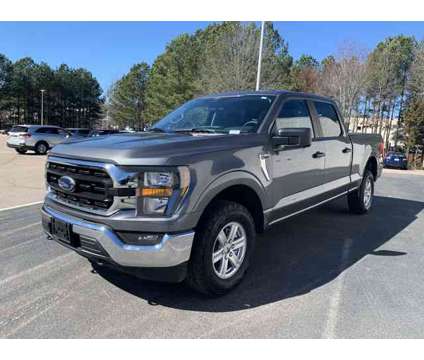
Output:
46,161,114,212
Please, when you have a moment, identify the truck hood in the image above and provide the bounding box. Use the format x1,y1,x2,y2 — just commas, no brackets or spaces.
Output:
50,132,263,166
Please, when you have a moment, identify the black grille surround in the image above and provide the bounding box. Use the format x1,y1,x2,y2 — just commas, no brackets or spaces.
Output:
47,161,116,212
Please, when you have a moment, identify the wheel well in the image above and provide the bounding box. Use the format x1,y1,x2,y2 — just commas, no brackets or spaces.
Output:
365,156,378,180
199,185,265,233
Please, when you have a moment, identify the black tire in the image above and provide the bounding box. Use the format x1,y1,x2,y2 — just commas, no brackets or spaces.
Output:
35,141,48,155
186,200,256,296
348,169,374,214
15,148,27,154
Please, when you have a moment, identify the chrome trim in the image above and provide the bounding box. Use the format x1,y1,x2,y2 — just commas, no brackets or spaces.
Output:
268,191,349,226
259,153,271,181
47,156,139,216
42,205,194,267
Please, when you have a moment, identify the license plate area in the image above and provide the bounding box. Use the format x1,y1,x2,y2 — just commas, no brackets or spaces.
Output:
52,219,73,245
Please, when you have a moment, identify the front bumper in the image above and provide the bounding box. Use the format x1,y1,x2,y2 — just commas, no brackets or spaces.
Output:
41,205,195,275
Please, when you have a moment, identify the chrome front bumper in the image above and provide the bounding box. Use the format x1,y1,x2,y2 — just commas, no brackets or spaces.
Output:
41,205,195,268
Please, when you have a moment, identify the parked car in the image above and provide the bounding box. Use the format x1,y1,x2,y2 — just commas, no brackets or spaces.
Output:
383,152,408,169
6,125,70,154
41,90,383,295
66,128,91,138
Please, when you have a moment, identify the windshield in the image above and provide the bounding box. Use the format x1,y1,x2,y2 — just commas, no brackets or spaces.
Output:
152,95,276,134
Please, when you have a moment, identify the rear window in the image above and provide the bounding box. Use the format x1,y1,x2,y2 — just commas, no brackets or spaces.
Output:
10,126,28,133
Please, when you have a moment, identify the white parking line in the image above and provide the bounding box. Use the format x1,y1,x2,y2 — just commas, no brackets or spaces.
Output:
0,221,41,239
0,201,43,213
322,238,353,339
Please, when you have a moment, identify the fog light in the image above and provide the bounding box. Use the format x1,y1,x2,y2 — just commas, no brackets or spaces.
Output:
117,232,163,246
143,197,168,215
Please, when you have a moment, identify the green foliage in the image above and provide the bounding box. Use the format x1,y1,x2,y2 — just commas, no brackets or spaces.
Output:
108,62,150,129
0,54,103,128
144,33,201,123
289,54,319,92
403,96,424,148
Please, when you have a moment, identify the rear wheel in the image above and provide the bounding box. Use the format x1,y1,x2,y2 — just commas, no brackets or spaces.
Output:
35,142,48,155
186,200,255,296
348,170,374,214
15,148,27,154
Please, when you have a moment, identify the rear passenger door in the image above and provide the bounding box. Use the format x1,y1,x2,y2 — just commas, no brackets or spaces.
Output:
269,99,326,211
311,101,352,193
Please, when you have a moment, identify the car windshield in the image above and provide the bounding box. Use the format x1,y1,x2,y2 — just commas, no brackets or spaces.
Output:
151,95,276,134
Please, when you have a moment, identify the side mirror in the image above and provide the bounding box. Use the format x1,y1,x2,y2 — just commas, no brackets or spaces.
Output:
272,128,312,150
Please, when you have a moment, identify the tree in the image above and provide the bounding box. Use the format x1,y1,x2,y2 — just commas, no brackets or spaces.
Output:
197,22,292,93
108,62,150,129
318,43,368,128
290,54,319,92
144,33,200,124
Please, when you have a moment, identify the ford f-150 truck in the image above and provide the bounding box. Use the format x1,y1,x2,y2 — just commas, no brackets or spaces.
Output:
41,90,383,295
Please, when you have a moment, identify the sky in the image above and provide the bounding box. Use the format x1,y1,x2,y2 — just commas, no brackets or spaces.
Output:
0,21,423,94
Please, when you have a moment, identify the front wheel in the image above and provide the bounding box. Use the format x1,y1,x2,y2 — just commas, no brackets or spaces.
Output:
348,170,374,214
186,200,256,296
15,148,27,154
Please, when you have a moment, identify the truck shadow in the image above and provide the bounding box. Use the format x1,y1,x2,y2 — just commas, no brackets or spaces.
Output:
95,195,423,312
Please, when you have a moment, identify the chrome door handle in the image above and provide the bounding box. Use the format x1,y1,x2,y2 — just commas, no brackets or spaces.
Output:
312,151,326,158
342,147,352,153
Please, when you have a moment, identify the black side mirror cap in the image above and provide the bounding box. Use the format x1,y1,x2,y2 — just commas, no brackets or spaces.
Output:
272,128,312,149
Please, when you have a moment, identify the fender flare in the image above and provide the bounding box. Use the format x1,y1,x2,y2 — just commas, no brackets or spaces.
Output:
191,170,267,224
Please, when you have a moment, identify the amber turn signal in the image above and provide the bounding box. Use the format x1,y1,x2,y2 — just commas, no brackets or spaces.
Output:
138,187,173,197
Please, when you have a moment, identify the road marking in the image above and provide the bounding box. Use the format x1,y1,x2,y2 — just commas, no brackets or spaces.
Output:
0,201,43,213
0,221,41,239
0,252,74,286
322,238,353,339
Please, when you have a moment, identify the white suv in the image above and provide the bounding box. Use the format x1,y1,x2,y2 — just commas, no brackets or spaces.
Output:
7,125,70,155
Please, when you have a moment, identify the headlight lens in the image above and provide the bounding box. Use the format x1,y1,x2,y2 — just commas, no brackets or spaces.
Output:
135,167,190,216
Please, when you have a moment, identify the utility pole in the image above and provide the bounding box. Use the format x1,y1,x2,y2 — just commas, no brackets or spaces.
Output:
256,21,265,91
40,89,46,125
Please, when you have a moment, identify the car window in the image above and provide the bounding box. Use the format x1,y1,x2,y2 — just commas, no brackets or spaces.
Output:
274,100,314,136
36,128,47,134
10,126,28,133
314,102,342,137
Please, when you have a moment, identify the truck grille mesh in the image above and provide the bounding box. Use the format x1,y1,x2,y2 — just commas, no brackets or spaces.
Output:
46,161,114,212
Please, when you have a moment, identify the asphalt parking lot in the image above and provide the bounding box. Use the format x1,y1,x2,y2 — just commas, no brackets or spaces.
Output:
0,169,423,338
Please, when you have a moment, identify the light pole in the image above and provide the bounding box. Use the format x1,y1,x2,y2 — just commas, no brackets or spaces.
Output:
255,21,265,91
40,89,46,125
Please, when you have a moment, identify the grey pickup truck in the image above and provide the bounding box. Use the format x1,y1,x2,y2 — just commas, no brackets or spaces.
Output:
41,90,383,295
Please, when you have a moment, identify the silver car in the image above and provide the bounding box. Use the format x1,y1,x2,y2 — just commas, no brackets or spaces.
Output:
6,125,70,155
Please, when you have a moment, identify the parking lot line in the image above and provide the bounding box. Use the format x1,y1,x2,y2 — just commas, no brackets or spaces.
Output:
0,201,43,213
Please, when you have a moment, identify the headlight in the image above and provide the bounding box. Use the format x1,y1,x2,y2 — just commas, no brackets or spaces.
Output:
135,167,190,216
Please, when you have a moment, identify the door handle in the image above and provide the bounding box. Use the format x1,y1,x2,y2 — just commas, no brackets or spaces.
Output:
342,147,352,153
312,151,326,158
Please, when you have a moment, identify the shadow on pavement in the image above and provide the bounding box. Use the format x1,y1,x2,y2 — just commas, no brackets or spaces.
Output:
95,195,423,312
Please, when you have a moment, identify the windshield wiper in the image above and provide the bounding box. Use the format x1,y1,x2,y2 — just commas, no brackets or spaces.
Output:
148,127,166,133
174,128,217,134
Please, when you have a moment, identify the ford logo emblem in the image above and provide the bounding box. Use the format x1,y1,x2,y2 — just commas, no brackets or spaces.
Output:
58,175,76,192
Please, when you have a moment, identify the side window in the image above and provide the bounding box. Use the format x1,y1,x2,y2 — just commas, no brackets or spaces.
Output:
275,100,314,136
48,128,59,135
314,102,342,137
36,128,47,134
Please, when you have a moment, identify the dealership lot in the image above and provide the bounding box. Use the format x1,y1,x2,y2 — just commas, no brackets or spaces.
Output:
0,136,46,209
0,151,423,337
